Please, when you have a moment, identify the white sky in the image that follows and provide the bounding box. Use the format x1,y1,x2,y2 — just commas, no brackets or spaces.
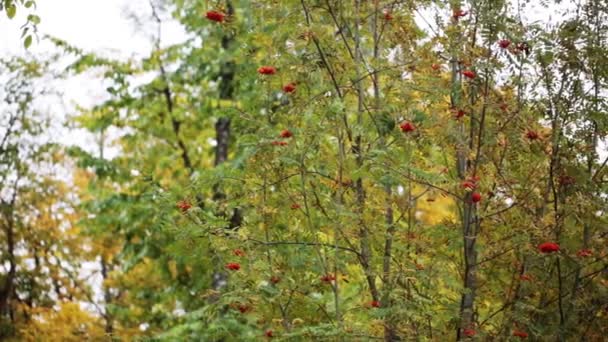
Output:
0,0,187,157
0,0,187,105
0,0,181,55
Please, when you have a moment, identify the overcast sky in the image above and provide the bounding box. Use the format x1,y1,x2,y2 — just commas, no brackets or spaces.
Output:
0,0,186,158
0,0,183,55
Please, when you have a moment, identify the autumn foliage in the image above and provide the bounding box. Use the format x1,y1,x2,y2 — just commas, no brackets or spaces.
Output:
1,0,607,341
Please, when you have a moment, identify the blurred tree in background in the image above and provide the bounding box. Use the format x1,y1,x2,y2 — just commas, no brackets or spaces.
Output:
0,57,103,340
1,0,607,340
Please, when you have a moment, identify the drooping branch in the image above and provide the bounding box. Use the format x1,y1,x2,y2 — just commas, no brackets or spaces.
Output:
149,0,194,173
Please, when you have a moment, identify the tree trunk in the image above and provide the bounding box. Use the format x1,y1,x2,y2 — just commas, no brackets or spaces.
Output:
100,256,114,335
0,207,16,321
458,202,478,339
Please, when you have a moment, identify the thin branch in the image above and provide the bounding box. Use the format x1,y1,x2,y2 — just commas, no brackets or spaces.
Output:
247,238,362,258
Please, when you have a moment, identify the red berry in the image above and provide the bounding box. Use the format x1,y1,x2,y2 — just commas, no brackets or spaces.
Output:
280,129,293,138
177,200,192,213
513,330,529,338
257,66,276,75
238,304,250,313
320,274,336,283
431,63,441,70
498,39,511,49
526,130,539,140
538,242,560,253
290,203,301,210
516,42,530,54
400,121,416,133
576,249,593,257
463,328,476,337
370,300,381,308
558,175,575,186
282,83,296,93
205,10,225,23
265,329,273,338
462,70,476,79
471,192,482,203
384,12,393,21
461,180,476,190
270,276,281,284
225,262,241,271
453,9,468,19
456,109,466,119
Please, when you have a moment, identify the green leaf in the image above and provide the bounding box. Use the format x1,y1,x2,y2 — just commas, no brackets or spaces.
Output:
377,111,395,136
27,14,40,24
24,35,32,48
412,109,427,123
6,4,16,18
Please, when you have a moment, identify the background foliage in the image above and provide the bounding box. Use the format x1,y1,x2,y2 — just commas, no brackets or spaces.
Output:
1,0,607,341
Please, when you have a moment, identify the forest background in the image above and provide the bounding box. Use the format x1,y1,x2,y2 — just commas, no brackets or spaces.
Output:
0,0,607,340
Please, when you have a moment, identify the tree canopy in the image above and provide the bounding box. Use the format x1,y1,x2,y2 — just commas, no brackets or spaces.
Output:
1,0,607,341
